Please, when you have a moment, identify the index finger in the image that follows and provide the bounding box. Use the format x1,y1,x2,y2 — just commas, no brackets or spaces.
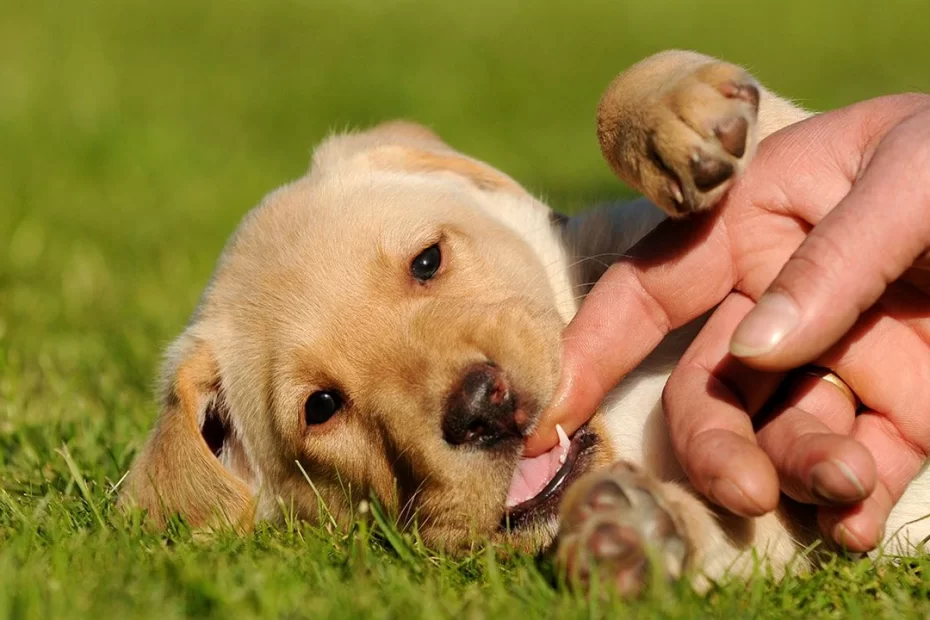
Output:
525,211,737,455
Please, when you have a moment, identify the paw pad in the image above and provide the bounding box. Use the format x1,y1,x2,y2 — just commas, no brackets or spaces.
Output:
554,464,689,597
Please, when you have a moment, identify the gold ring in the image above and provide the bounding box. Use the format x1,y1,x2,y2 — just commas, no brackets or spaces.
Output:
798,365,861,410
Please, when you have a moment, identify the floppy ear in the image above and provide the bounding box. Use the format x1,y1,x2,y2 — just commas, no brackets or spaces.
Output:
312,120,530,197
119,334,253,530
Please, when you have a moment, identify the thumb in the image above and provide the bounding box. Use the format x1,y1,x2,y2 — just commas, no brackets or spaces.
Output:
730,106,930,369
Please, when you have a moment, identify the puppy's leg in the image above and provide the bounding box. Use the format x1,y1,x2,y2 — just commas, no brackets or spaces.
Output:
554,461,806,595
597,50,810,216
554,462,689,596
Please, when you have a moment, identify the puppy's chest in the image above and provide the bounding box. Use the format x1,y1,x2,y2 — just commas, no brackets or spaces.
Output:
598,366,672,464
595,323,700,479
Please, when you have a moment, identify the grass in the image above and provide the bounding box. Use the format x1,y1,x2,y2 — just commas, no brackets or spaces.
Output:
2,0,929,617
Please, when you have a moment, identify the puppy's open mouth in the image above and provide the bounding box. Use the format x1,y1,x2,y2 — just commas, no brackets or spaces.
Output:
501,425,597,530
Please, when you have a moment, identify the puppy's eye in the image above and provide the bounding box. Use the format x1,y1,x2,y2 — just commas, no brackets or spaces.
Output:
410,244,441,281
304,390,343,425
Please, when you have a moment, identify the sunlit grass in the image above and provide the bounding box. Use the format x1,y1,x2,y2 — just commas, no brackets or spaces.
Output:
2,0,929,617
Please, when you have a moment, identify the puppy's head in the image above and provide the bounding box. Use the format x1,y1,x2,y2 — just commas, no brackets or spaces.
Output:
121,122,607,551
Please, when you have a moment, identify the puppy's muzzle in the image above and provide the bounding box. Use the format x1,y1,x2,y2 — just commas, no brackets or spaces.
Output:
442,363,527,448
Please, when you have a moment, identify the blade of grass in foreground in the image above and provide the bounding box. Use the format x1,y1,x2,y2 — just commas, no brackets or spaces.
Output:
368,495,418,568
58,445,107,531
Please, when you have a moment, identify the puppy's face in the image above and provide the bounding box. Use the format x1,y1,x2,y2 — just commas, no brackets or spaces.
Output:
123,125,606,552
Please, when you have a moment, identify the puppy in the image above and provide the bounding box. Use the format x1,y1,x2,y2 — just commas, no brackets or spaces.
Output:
121,50,930,594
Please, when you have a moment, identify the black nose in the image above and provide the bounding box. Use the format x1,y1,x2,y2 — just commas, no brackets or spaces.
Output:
442,364,522,447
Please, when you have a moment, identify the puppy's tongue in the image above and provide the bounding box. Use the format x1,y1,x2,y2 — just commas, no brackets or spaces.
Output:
505,424,571,508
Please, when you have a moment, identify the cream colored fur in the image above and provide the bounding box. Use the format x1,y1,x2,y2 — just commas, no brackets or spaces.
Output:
121,50,930,587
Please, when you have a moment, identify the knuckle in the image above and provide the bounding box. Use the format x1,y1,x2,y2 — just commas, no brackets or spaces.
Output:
874,415,929,476
604,263,674,337
773,231,882,314
786,233,848,291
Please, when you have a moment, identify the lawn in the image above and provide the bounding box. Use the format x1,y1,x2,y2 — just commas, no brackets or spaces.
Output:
2,0,930,617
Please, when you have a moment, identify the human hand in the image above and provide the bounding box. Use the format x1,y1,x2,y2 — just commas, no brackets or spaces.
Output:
526,93,930,551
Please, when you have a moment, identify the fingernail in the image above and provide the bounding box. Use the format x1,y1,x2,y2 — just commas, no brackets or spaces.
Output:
831,523,867,551
810,460,866,503
828,516,885,552
709,478,767,517
729,293,800,358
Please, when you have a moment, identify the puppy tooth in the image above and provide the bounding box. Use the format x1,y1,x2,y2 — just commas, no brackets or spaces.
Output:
556,424,570,464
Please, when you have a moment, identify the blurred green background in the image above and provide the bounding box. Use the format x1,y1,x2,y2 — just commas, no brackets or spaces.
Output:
3,0,929,377
1,1,929,616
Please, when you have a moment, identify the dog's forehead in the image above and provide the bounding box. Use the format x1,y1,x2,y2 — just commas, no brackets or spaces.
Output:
202,172,482,335
239,173,471,255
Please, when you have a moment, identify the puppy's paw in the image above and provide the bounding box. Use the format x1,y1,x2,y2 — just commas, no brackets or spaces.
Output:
554,462,690,597
599,60,760,217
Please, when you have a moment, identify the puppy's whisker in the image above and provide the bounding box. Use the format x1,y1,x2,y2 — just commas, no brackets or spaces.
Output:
400,491,428,532
563,252,636,269
398,475,431,527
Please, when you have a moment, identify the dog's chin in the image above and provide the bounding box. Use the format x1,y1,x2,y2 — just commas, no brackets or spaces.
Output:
496,425,601,546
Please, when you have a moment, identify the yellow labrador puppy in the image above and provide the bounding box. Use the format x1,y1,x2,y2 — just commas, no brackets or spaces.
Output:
121,51,930,594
